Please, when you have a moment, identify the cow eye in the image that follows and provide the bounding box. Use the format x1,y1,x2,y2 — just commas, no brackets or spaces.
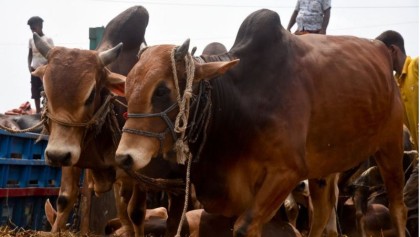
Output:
85,90,96,105
152,84,171,111
154,85,170,97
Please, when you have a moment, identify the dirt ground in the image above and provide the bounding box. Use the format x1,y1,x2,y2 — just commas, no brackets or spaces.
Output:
0,226,100,237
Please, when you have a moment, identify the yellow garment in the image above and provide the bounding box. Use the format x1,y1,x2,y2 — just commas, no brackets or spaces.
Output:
396,56,419,149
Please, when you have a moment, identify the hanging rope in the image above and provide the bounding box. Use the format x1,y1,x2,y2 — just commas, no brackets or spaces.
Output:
175,153,192,237
171,46,195,165
170,46,196,237
113,97,128,108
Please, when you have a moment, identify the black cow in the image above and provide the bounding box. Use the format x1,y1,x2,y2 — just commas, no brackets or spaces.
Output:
202,42,228,55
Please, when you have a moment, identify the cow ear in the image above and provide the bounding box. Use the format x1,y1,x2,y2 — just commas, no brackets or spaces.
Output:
31,65,47,78
44,198,57,227
104,68,126,96
194,59,239,81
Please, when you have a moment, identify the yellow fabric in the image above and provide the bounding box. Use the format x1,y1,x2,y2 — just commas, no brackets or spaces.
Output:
396,56,419,149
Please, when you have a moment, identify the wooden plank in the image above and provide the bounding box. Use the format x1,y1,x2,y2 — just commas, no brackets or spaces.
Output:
78,169,117,235
0,187,59,197
79,169,91,235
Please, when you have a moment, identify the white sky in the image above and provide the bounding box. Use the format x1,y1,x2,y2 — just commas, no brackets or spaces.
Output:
0,0,418,113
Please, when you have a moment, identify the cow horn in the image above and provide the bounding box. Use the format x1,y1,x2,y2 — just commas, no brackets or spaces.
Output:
99,42,123,66
140,42,147,51
175,39,190,61
191,46,197,56
33,32,52,58
137,42,147,58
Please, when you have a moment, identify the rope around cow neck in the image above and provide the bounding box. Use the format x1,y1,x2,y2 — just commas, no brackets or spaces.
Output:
171,46,195,237
44,95,115,129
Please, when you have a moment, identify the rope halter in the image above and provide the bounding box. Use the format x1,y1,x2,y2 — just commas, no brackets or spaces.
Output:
122,45,196,164
121,44,196,237
43,94,120,147
122,102,179,153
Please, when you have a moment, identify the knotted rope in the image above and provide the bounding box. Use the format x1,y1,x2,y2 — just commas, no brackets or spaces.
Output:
172,46,195,164
171,46,195,237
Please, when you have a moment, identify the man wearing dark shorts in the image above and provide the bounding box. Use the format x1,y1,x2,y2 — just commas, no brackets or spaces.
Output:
27,16,54,113
30,74,43,106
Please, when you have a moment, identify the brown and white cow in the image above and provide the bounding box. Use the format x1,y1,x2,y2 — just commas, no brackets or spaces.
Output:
115,9,406,237
32,5,154,236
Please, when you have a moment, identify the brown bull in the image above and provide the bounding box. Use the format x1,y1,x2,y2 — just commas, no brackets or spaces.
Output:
32,5,152,236
115,9,406,237
32,35,127,232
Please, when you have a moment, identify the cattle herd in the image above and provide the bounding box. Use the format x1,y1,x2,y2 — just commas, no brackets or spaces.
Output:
0,5,417,237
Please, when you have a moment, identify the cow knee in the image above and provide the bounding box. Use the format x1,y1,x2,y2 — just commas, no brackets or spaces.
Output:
57,195,69,212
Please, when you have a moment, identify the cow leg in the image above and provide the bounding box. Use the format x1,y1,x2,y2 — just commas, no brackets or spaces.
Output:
185,209,204,237
128,184,147,237
113,177,135,237
374,147,407,237
165,193,186,237
325,203,338,237
352,183,370,237
90,167,116,194
325,174,340,237
307,173,339,237
233,170,301,237
51,166,82,232
284,193,299,227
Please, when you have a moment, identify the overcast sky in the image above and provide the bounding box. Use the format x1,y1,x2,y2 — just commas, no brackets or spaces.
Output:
0,0,418,113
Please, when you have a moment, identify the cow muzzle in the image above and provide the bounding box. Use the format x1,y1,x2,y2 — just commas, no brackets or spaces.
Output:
115,141,154,172
115,153,134,170
45,149,72,167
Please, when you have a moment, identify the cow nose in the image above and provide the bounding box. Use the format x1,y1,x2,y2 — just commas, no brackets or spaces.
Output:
45,150,71,166
116,154,133,170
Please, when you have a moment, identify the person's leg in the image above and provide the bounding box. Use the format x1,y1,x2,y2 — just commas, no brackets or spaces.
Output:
31,75,43,113
34,98,41,113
